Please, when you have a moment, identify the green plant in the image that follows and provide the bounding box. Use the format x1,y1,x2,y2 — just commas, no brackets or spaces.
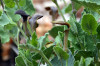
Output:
0,0,100,66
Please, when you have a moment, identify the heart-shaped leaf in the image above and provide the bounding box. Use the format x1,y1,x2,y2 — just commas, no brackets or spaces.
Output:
81,14,98,35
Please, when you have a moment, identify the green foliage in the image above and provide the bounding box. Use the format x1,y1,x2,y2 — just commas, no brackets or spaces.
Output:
38,33,49,49
81,14,98,35
30,32,38,47
0,26,10,43
5,7,21,22
97,25,100,39
0,12,10,26
20,0,35,16
67,50,75,66
1,0,100,66
71,0,100,14
68,15,78,34
74,57,93,66
53,46,69,60
4,0,15,8
15,56,26,66
50,56,67,66
63,2,81,13
49,25,67,38
18,0,26,6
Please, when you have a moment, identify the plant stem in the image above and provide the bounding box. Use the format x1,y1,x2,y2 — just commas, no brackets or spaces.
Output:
17,29,20,45
0,0,6,14
39,50,52,66
20,44,52,66
64,30,69,52
17,23,28,39
0,0,4,10
27,21,32,36
55,2,66,22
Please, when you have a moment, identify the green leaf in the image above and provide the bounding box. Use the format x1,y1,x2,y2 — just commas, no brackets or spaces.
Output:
68,15,78,34
18,0,26,6
21,0,35,16
85,57,93,66
43,46,54,59
50,56,67,66
84,34,96,51
79,57,85,66
64,2,81,13
0,26,10,43
25,50,32,62
19,44,39,52
30,32,38,47
32,46,54,60
0,12,10,26
79,57,93,66
81,14,98,35
74,61,79,66
53,46,69,60
55,31,64,46
71,0,100,14
97,25,100,39
32,60,38,66
96,42,100,49
4,0,15,8
74,57,93,66
49,25,65,38
18,50,34,66
0,10,3,16
67,50,75,66
82,9,100,21
38,33,49,49
74,51,93,60
5,7,21,22
15,56,26,66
